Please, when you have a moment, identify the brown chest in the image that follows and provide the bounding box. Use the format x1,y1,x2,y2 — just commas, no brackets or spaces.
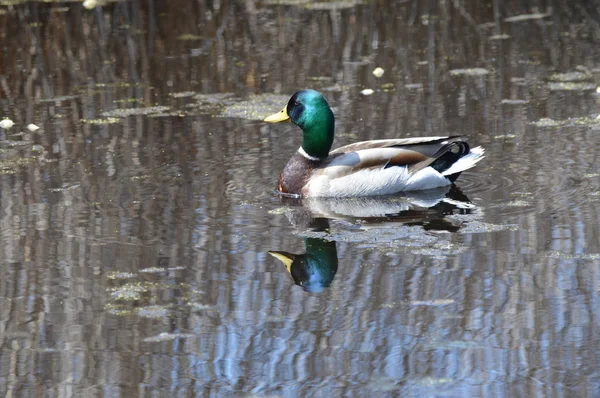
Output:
278,153,320,195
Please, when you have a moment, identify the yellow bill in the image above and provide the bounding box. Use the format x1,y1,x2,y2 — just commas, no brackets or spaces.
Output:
268,251,295,273
264,107,290,123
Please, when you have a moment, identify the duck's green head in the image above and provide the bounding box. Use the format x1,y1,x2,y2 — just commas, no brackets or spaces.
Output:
265,89,335,159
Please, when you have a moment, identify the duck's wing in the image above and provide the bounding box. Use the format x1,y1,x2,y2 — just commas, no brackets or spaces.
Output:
329,136,455,156
322,136,470,178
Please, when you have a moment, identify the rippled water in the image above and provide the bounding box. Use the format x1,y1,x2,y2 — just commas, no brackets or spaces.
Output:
1,1,600,396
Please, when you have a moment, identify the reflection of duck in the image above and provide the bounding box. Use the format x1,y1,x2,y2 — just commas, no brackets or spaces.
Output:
280,184,474,229
303,185,473,219
264,89,484,197
269,219,337,293
269,236,338,293
269,187,475,292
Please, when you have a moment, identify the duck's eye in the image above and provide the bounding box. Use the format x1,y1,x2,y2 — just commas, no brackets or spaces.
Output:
294,100,301,106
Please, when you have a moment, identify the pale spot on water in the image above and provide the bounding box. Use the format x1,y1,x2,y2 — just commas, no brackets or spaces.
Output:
449,68,489,76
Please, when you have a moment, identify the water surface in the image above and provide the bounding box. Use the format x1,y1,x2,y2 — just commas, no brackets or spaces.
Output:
1,1,599,396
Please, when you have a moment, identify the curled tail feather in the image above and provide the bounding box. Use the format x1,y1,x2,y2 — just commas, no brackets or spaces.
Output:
441,146,485,179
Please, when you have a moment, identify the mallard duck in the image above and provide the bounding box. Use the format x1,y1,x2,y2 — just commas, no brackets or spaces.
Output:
264,89,484,197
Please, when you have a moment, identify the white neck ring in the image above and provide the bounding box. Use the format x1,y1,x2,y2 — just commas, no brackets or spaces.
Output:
298,147,321,161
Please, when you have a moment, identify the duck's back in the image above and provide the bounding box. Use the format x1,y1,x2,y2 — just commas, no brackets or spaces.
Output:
303,136,484,197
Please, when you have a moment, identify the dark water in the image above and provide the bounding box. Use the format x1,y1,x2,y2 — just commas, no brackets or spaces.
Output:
1,0,600,396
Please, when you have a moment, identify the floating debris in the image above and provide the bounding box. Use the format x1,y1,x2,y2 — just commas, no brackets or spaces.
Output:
263,0,363,9
304,0,363,9
169,91,197,98
189,302,218,311
139,267,167,273
82,0,97,9
136,305,170,318
92,82,136,89
532,115,600,127
51,7,70,13
415,377,455,386
501,99,529,105
0,156,36,176
445,213,519,233
366,378,399,392
459,221,519,233
105,304,133,316
38,95,79,103
511,191,533,198
424,339,484,349
321,84,348,93
26,123,40,131
504,13,549,23
567,115,600,126
405,83,424,89
450,68,489,76
147,111,183,118
130,174,151,181
489,34,511,40
532,118,560,127
110,289,142,301
109,282,148,301
503,199,533,207
268,207,289,215
218,94,290,120
107,271,136,280
177,34,203,41
545,251,600,260
49,184,81,192
113,98,144,105
308,76,333,82
0,119,15,129
143,332,194,343
493,134,516,139
2,140,34,148
193,93,235,103
101,106,171,118
372,67,385,78
548,82,596,91
381,83,395,92
412,243,466,257
547,68,592,82
360,88,374,96
81,117,121,125
411,299,455,306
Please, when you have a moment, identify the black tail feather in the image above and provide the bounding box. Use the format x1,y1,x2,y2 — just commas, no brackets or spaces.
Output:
429,141,470,175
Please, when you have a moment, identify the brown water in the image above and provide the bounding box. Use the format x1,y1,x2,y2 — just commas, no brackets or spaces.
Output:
1,1,600,396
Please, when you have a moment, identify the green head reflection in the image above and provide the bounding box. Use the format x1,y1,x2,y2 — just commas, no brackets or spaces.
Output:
269,233,338,293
